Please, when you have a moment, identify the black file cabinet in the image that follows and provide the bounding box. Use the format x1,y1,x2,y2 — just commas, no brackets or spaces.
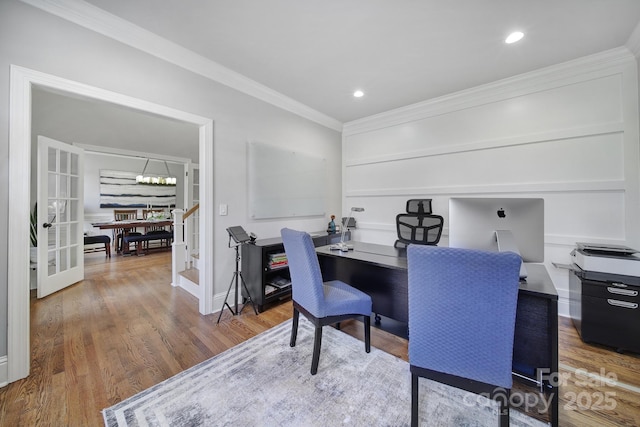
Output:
569,267,640,353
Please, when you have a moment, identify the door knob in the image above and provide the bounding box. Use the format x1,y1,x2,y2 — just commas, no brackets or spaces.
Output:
43,222,53,228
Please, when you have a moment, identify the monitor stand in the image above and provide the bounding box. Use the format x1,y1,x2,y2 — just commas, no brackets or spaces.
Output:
495,229,527,279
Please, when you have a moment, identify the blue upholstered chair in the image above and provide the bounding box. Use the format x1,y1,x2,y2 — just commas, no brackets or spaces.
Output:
407,245,521,427
281,228,372,375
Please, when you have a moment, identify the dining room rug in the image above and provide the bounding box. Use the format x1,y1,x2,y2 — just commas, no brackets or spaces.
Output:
103,317,549,426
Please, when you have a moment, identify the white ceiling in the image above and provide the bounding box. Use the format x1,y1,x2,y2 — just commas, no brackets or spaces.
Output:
32,87,200,161
82,0,640,123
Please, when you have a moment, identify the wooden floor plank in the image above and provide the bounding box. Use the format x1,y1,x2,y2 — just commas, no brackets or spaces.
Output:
0,251,638,426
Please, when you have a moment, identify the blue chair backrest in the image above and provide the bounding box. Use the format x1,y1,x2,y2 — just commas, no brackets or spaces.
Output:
281,228,325,315
407,245,521,388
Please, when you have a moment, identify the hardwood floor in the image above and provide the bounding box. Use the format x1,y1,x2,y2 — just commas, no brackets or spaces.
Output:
0,251,638,426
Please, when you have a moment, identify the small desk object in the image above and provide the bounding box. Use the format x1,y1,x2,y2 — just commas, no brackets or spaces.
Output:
316,241,559,427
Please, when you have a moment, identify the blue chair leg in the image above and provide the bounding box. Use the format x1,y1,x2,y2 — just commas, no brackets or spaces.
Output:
411,373,419,427
311,325,323,375
290,308,299,347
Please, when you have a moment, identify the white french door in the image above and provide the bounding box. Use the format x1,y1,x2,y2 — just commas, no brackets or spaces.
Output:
37,135,85,298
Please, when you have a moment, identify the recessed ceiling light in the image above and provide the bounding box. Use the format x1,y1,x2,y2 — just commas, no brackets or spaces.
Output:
353,90,364,98
505,31,524,44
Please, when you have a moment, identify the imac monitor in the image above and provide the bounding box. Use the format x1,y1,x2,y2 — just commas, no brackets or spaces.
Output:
448,198,544,278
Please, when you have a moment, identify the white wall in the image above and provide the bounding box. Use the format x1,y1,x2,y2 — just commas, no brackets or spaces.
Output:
0,0,342,360
342,48,640,317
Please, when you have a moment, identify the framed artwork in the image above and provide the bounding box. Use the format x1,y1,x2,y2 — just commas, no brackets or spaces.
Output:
99,169,176,208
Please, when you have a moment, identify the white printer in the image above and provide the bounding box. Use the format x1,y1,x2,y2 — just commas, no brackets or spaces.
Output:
569,242,640,354
571,242,640,276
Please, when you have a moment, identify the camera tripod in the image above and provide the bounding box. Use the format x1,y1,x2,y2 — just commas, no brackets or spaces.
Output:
216,237,258,324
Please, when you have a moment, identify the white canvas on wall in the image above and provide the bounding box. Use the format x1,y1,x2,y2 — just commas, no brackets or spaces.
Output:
99,169,176,208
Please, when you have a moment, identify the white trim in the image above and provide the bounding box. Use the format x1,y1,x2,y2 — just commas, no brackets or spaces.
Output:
344,179,626,198
74,143,191,164
20,0,342,132
8,65,215,383
346,122,624,167
176,275,199,300
625,21,640,58
199,121,214,314
0,356,7,388
343,47,635,136
8,65,32,383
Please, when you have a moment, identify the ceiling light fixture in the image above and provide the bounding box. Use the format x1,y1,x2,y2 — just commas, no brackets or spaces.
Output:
505,31,524,44
353,90,364,98
136,158,177,186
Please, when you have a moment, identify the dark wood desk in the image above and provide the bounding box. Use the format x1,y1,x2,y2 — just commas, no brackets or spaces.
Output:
316,241,559,427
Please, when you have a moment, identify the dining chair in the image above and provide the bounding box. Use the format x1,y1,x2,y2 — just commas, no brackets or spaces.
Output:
113,209,141,253
407,245,521,427
141,208,173,252
281,228,372,375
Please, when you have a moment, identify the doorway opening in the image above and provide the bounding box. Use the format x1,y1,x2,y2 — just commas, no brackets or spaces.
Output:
7,65,214,383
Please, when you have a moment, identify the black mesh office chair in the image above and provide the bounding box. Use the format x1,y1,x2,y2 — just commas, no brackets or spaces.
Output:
405,199,432,215
394,199,443,248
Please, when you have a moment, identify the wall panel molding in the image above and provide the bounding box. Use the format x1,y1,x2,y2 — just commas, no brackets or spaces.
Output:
346,122,624,167
354,223,609,250
342,49,639,319
345,180,625,198
343,48,634,137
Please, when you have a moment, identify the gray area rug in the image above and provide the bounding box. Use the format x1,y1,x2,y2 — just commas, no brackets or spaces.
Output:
103,318,549,426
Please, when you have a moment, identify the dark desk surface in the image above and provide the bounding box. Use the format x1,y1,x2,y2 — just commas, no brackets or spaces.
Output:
316,241,557,300
317,241,407,270
251,231,334,248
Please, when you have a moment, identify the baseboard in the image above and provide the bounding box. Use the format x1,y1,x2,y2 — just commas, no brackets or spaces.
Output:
0,355,8,388
212,289,250,315
558,298,570,318
171,272,199,300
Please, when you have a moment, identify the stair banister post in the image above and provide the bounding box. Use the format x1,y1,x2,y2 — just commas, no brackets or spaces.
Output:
171,209,186,288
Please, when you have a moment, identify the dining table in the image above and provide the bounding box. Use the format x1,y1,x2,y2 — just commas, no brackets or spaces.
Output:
91,219,174,254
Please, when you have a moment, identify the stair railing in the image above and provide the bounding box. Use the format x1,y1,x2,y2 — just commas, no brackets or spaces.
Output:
183,203,199,266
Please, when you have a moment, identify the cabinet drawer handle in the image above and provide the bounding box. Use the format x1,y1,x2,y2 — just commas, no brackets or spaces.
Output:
607,287,638,297
607,299,638,309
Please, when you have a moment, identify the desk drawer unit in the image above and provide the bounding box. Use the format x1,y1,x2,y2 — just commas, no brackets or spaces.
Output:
570,268,640,353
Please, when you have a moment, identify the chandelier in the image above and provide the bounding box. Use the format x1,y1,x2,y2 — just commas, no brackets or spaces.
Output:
136,158,177,186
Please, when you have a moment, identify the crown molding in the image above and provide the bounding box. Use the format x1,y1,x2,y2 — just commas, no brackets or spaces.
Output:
343,46,635,136
626,21,640,58
20,0,343,132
